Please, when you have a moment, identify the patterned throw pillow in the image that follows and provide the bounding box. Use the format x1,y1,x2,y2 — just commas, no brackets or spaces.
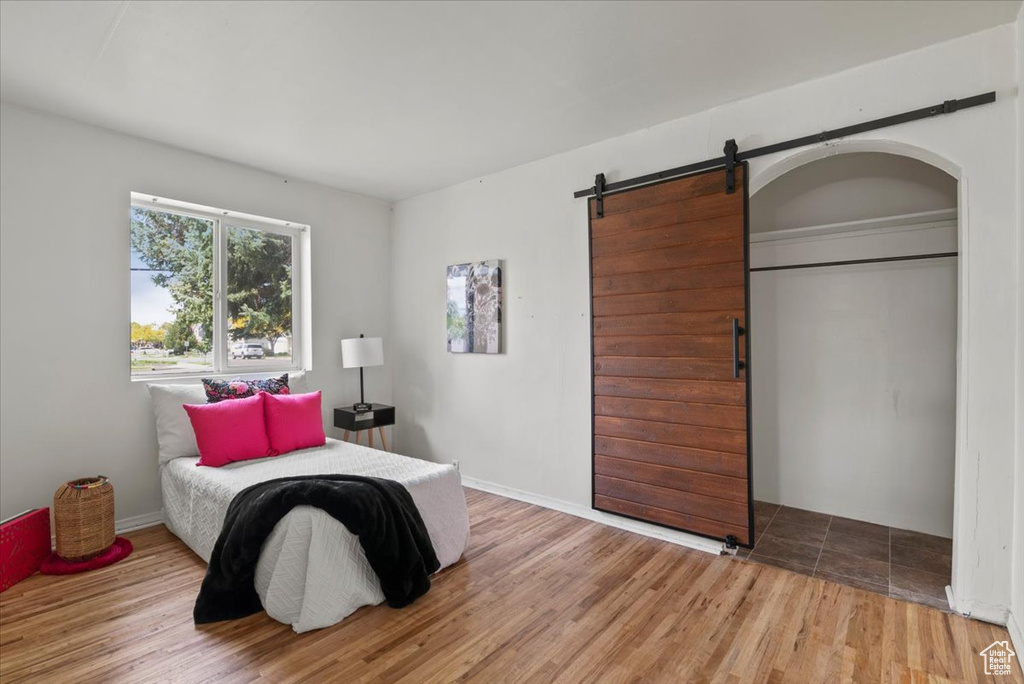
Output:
202,374,290,403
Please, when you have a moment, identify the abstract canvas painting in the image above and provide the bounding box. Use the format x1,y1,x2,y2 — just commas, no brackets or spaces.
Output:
447,260,502,353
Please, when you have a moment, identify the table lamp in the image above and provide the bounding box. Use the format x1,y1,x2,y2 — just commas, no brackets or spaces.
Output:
341,334,383,412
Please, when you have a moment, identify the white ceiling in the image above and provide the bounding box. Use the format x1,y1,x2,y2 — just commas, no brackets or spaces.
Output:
1,1,1020,200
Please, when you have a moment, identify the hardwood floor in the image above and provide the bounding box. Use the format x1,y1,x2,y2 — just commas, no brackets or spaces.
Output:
1,488,1020,683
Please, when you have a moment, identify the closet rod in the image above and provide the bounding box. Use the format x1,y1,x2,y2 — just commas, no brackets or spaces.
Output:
573,91,995,200
749,251,958,273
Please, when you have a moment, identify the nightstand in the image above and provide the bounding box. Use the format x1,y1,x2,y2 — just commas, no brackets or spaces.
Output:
333,404,395,451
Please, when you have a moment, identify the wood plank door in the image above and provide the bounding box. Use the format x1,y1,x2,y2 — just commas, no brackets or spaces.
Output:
589,164,752,547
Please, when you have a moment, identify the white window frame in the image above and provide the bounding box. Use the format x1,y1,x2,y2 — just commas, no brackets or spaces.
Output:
130,192,309,381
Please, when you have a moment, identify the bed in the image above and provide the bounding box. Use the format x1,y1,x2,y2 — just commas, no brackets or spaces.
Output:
160,437,470,633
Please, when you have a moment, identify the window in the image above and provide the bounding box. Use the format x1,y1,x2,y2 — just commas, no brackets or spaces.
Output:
130,194,306,378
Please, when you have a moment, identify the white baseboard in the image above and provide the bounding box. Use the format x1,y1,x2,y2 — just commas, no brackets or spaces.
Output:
942,580,1012,626
951,594,1011,626
1007,610,1023,670
460,475,725,556
115,511,163,534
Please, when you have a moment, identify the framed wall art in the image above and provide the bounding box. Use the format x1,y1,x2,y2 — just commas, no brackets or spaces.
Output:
446,260,502,354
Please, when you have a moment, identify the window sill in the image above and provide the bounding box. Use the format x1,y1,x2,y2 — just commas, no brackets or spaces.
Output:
131,366,307,384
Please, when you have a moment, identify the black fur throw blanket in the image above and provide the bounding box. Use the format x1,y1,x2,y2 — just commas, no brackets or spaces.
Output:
193,474,439,624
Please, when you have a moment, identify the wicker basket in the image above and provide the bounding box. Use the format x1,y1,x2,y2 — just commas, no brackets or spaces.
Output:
53,476,115,562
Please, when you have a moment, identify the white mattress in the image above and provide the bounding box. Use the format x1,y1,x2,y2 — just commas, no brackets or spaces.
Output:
161,438,469,632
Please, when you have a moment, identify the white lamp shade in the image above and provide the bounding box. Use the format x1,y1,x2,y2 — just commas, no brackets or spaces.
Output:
341,337,384,368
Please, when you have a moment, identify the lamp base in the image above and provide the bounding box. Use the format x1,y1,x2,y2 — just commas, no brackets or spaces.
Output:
352,402,373,413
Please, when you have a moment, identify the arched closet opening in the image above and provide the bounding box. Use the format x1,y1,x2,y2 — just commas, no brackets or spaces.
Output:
745,151,957,610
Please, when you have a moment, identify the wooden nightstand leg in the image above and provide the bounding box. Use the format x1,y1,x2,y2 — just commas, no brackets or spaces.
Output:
343,430,351,442
378,427,389,452
368,429,375,449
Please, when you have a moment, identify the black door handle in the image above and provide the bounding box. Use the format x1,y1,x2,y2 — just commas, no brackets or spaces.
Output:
732,318,745,379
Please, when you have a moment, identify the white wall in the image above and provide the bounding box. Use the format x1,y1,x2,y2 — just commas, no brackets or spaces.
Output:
0,103,393,525
750,220,958,537
1008,0,1024,660
391,25,1020,620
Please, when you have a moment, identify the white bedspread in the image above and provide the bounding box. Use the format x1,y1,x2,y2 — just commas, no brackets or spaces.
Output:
161,438,469,632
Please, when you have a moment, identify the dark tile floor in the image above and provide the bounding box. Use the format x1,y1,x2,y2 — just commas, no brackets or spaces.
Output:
736,501,953,612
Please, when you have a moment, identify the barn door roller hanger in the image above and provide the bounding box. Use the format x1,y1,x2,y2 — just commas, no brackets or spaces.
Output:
577,91,995,217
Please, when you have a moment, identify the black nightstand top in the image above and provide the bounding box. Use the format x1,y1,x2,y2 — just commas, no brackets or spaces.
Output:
334,404,395,431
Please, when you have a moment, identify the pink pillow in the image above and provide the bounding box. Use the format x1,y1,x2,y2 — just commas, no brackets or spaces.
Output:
264,391,326,455
183,392,274,467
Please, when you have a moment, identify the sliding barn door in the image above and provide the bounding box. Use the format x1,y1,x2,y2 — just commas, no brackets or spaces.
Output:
590,164,752,547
